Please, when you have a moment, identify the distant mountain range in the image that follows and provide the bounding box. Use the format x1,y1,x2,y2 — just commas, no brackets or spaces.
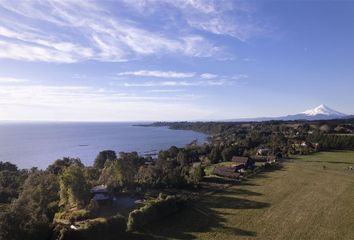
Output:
227,104,350,122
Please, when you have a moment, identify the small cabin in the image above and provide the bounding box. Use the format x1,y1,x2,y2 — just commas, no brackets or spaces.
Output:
231,156,255,170
90,185,112,206
212,166,240,179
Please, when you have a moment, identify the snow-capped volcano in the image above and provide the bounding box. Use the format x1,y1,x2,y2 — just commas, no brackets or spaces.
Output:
302,104,347,117
280,104,348,120
226,104,349,122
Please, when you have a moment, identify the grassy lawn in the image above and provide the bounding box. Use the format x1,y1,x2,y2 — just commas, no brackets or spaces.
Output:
139,151,354,240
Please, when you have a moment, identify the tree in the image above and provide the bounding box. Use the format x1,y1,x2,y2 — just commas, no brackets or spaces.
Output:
0,161,24,204
0,169,28,203
0,171,59,240
209,147,221,164
188,166,205,184
59,165,90,209
221,147,237,162
119,152,140,187
0,161,18,171
84,166,100,185
177,150,188,166
47,157,83,175
99,160,123,192
94,150,117,169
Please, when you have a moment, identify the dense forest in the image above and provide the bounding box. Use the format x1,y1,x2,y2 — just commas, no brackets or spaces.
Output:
1,118,354,240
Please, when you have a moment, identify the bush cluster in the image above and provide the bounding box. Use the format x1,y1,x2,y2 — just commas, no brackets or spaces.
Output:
55,215,127,240
127,195,188,231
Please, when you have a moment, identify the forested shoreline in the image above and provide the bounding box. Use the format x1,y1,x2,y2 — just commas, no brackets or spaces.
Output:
1,118,354,240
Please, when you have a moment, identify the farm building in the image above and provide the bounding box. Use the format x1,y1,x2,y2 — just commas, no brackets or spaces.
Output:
212,166,240,179
231,156,256,170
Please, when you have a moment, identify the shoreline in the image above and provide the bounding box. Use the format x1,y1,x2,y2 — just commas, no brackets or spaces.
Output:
0,122,208,170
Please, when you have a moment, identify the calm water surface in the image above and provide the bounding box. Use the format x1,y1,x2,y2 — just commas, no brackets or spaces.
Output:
0,122,206,169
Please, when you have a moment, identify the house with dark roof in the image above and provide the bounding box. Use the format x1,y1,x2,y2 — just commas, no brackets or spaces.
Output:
212,166,240,179
90,185,112,205
231,156,255,170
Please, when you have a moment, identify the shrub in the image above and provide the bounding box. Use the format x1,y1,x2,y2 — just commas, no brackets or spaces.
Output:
54,209,92,223
54,215,127,240
127,195,188,231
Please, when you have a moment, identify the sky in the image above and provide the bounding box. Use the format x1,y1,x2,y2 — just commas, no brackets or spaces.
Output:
0,0,353,121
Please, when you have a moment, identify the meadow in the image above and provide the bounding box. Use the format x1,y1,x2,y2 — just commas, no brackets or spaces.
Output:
140,151,354,240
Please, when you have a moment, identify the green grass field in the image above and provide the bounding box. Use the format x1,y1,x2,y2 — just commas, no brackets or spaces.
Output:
139,151,354,240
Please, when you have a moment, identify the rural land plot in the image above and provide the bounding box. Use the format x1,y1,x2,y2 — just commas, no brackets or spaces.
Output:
141,151,354,240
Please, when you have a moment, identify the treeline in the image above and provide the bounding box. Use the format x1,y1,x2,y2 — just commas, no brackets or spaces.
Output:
0,168,59,240
153,119,354,135
308,133,354,150
150,119,354,156
0,147,204,240
0,162,28,204
149,121,245,134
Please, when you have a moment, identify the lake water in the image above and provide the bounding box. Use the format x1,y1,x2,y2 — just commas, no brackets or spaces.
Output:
0,122,207,169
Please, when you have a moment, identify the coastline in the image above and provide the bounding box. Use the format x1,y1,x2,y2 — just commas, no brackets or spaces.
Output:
0,122,207,170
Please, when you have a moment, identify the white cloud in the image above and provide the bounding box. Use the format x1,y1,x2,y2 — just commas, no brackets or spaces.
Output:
117,70,196,78
122,0,263,41
0,84,212,121
232,74,249,80
122,79,229,87
116,70,248,87
0,77,29,83
200,73,218,79
148,89,186,93
0,85,180,107
0,0,218,63
0,40,86,63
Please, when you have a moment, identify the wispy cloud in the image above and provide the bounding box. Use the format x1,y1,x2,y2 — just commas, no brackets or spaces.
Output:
0,77,29,83
0,0,219,63
122,0,264,41
148,89,186,93
0,85,182,107
115,69,248,87
0,84,211,121
117,70,196,78
122,79,233,87
232,74,249,80
200,73,218,79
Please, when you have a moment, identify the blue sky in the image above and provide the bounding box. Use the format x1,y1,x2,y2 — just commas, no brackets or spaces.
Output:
0,0,353,121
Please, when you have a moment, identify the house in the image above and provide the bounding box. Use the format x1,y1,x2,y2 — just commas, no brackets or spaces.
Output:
231,156,255,170
257,148,270,156
90,185,112,205
294,141,320,153
212,166,240,179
